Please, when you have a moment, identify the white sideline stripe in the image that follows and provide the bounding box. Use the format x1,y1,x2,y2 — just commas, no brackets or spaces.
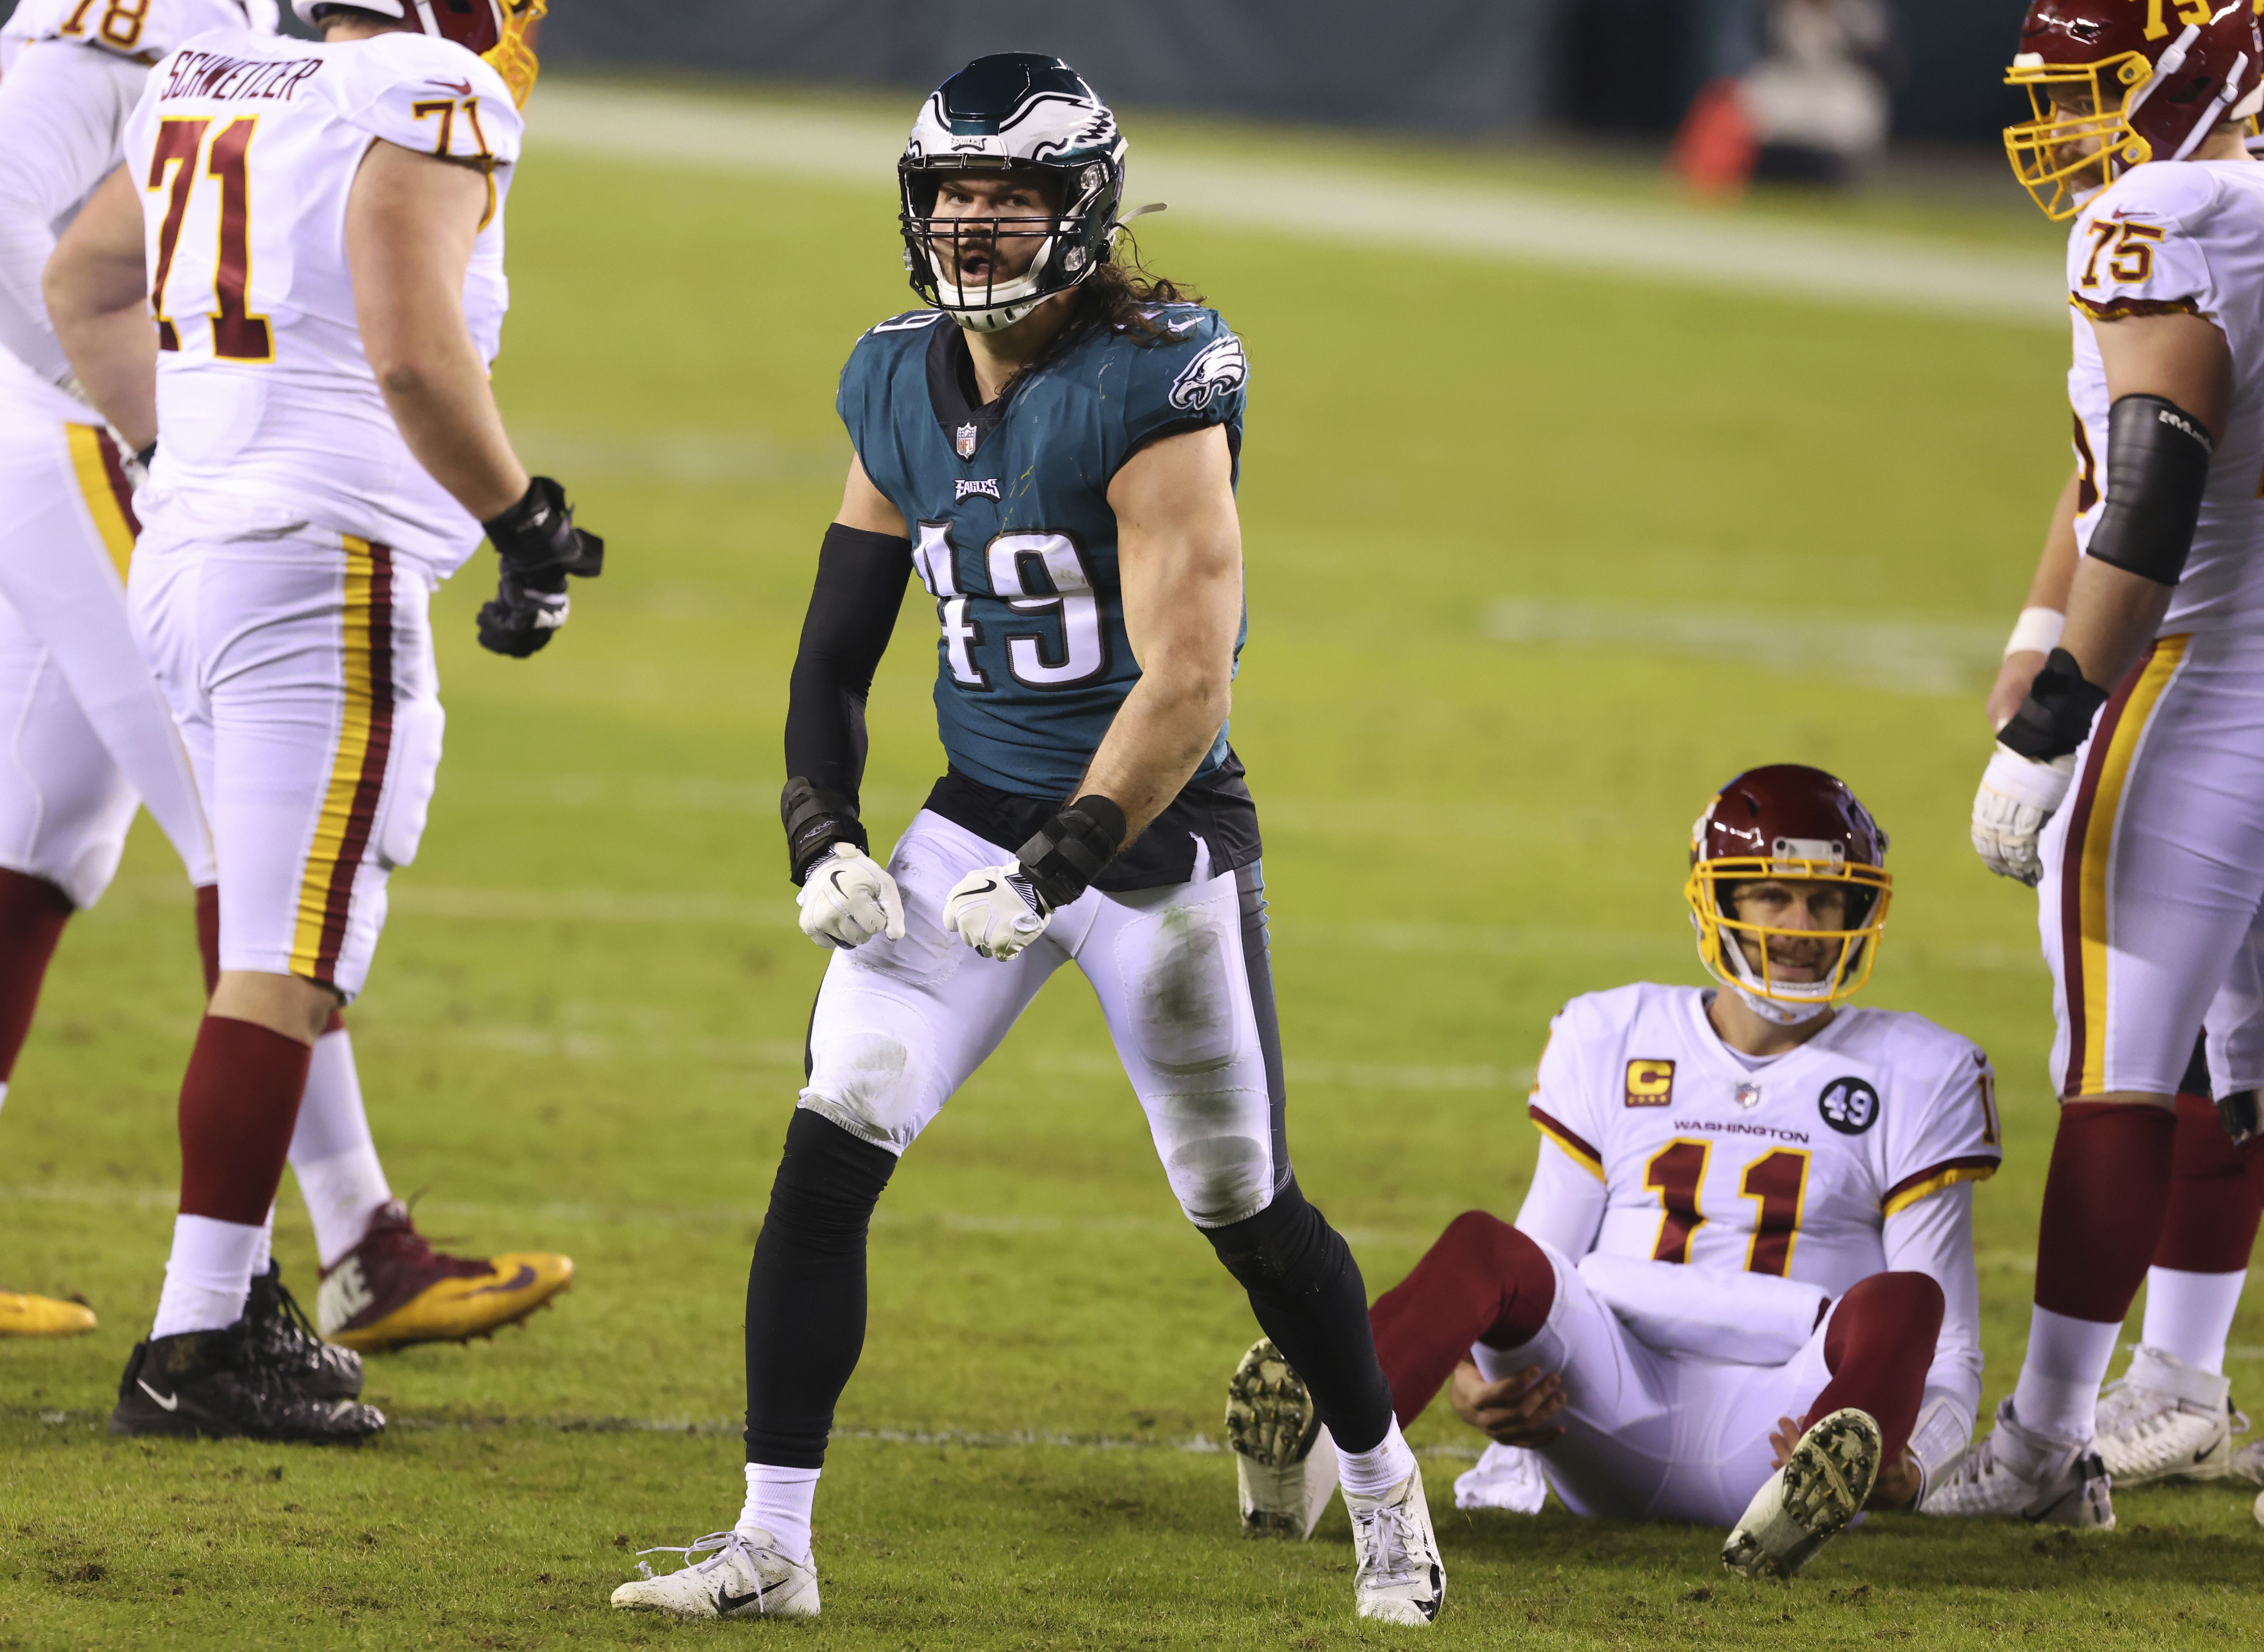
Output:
525,82,2066,327
1486,598,2010,698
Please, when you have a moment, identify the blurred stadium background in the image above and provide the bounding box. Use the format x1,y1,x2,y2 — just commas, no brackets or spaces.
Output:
7,1,2264,1645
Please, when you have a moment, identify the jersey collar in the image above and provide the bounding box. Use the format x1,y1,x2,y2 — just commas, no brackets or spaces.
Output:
926,321,1019,463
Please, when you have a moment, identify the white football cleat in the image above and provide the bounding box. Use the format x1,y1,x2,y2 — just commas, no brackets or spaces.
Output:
1919,1398,2114,1527
1225,1337,1338,1539
1347,1461,1445,1626
2094,1346,2240,1487
1722,1408,1881,1579
609,1528,819,1620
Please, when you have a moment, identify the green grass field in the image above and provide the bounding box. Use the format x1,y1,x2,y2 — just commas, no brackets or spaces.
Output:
4,80,2261,1650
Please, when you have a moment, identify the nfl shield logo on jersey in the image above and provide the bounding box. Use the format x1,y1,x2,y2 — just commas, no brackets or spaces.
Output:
1734,1081,1762,1110
956,423,979,459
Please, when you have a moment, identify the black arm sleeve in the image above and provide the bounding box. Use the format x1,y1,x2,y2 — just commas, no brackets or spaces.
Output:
2088,393,2215,587
780,522,912,883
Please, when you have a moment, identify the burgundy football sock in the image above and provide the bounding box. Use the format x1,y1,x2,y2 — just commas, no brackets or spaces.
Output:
1799,1271,1943,1461
177,1015,314,1225
1367,1210,1556,1428
2033,1101,2178,1324
193,882,219,998
2153,1091,2264,1273
0,868,73,1083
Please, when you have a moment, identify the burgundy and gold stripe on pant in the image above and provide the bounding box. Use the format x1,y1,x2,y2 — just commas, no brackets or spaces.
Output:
64,423,140,582
288,536,396,986
2056,635,2189,1099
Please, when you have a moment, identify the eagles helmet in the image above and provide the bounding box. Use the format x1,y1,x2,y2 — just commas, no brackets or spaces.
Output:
292,0,547,108
1684,765,1893,1020
2005,0,2264,220
900,52,1127,334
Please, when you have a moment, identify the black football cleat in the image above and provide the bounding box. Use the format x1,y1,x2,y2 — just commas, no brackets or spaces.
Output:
109,1323,386,1443
245,1262,364,1399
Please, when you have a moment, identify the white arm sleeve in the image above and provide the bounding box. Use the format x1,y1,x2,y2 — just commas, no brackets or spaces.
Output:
1513,1138,1607,1259
1881,1180,1983,1474
0,41,144,388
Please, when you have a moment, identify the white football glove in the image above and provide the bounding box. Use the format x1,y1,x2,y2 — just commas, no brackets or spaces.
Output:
796,843,905,950
942,863,1051,961
1971,745,2077,887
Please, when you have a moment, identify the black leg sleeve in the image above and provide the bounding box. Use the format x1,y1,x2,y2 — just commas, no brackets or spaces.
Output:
744,1108,899,1467
1202,1177,1395,1455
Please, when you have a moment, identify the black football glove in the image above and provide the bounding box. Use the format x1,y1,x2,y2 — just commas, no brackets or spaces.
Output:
476,475,604,658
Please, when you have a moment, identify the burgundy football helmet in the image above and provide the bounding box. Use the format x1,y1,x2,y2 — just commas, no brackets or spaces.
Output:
1685,764,1893,1010
293,0,545,108
2005,0,2264,219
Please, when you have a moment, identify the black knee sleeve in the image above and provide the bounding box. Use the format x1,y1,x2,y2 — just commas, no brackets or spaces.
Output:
744,1108,899,1467
1203,1179,1394,1454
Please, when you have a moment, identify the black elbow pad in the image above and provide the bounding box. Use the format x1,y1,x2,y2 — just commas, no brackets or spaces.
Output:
2088,394,2214,587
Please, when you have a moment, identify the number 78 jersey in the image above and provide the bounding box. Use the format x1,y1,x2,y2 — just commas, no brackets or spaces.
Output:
122,26,521,574
1526,984,1999,1299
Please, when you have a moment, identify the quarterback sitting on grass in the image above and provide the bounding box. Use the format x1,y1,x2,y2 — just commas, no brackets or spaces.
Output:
1229,764,2000,1579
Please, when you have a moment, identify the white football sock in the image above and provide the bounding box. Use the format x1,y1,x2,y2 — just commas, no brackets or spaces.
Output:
1335,1416,1417,1499
739,1463,820,1566
2140,1266,2247,1375
289,1028,391,1268
2010,1304,2123,1442
0,1078,10,1115
247,1206,274,1279
151,1213,265,1337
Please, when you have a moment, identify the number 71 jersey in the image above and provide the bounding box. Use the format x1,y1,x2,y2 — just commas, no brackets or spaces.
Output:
1526,984,1999,1299
122,25,522,573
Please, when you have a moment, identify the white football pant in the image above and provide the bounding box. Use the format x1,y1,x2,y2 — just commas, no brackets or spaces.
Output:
0,401,213,904
1478,1235,1842,1525
800,809,1287,1228
2037,632,2264,1099
130,524,444,999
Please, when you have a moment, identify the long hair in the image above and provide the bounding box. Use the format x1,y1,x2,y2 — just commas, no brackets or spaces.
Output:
1012,230,1201,386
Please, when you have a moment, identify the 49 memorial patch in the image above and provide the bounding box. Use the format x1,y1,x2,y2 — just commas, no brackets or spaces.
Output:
1818,1075,1880,1135
1624,1059,1674,1107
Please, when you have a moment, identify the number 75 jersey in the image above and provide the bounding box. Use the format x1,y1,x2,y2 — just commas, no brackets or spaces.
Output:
122,25,522,574
1526,984,2000,1299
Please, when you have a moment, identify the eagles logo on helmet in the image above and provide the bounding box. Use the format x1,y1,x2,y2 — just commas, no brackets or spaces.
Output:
898,53,1129,333
292,0,547,109
2004,0,2264,219
1683,764,1893,1023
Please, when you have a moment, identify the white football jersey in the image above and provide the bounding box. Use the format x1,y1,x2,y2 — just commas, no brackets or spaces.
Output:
0,0,278,416
2066,160,2264,637
123,26,520,574
1,0,277,71
1526,984,1999,1301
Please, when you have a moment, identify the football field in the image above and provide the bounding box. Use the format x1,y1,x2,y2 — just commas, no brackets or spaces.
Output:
6,76,2263,1648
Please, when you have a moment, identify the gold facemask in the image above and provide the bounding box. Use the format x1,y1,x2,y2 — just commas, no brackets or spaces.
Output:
1682,854,1893,1006
482,0,545,111
2003,51,2156,220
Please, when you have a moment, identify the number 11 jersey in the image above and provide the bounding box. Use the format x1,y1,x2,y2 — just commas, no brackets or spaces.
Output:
1526,983,2000,1301
123,26,521,575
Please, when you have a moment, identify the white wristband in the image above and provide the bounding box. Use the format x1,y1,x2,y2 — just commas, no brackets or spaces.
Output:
2004,606,2065,658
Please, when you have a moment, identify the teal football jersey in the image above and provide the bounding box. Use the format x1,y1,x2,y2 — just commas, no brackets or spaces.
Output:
838,303,1249,800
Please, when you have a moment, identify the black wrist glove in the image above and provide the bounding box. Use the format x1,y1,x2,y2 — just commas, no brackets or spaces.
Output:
1013,795,1127,910
476,476,604,658
781,777,868,886
1996,647,2111,763
2220,1090,2260,1149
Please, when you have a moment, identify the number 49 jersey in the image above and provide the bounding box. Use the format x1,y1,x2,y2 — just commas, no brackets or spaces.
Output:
838,304,1249,801
1526,984,1999,1301
2066,159,2264,637
122,26,521,575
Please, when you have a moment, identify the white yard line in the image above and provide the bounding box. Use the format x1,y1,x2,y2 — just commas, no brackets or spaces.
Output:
525,81,2066,328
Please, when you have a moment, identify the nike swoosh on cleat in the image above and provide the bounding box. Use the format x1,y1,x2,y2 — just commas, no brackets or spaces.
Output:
136,1380,181,1412
715,1580,783,1613
463,1265,538,1298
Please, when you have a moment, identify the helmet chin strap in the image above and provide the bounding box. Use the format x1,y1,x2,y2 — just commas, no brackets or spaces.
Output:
936,234,1058,334
1720,940,1837,1026
1727,981,1834,1027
